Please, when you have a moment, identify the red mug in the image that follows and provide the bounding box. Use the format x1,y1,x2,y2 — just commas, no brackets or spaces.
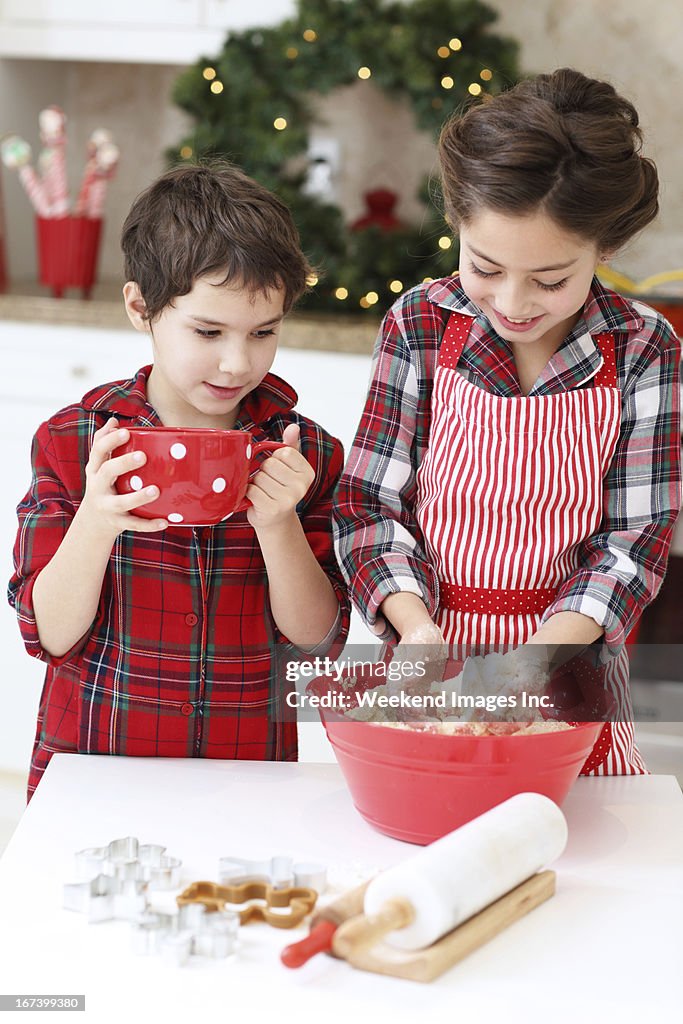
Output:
114,426,286,526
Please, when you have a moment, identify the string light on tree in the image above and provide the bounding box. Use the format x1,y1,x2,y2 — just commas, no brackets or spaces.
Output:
171,0,520,313
439,236,453,250
468,82,482,96
306,273,319,286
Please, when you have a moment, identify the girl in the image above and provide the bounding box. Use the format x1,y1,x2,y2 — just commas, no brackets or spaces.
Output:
333,68,681,774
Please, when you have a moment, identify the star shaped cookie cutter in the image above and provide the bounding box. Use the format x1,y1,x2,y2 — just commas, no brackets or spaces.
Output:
63,873,147,923
73,835,182,889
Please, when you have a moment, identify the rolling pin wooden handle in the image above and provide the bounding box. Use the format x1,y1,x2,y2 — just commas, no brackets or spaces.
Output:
280,881,371,968
332,898,415,959
309,880,370,929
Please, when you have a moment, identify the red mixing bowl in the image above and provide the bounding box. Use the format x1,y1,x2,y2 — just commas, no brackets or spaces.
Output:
310,673,601,844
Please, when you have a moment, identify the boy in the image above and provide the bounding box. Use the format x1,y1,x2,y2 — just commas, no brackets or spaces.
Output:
9,163,350,798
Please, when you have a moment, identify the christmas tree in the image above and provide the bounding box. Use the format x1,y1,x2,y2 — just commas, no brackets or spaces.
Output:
170,0,520,314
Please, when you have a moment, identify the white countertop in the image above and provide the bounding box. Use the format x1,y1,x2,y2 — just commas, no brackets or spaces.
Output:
0,756,681,1024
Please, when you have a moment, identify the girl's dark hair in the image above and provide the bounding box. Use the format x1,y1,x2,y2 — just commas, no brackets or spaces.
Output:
121,161,313,321
438,68,659,252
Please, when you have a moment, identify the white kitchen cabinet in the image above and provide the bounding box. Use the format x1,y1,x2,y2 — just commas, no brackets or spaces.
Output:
204,0,294,30
0,0,295,64
0,321,142,774
1,1,198,27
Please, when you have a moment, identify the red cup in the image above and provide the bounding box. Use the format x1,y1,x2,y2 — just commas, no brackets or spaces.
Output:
114,426,285,526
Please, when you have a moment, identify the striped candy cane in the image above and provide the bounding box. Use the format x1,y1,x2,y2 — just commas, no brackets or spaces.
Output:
38,106,69,216
19,165,53,218
85,142,119,219
74,129,113,216
0,135,51,217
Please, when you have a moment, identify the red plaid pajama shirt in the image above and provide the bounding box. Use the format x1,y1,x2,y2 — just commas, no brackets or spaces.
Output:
9,366,350,798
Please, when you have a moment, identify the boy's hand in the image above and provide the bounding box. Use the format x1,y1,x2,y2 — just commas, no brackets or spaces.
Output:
78,418,168,538
246,423,314,531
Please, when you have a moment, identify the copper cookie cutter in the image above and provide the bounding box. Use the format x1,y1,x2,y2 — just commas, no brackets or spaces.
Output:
177,879,318,928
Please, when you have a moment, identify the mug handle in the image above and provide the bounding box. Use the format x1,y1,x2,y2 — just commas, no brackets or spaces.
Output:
235,440,288,513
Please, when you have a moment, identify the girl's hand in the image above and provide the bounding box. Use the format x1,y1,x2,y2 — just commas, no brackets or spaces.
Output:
78,418,168,538
390,620,449,694
246,423,314,531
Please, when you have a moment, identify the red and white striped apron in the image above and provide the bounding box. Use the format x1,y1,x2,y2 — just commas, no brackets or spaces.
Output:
416,311,645,775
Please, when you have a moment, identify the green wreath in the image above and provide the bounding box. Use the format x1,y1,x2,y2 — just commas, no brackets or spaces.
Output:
170,0,520,314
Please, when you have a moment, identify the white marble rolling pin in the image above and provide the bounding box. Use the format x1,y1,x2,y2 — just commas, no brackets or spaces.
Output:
335,792,568,954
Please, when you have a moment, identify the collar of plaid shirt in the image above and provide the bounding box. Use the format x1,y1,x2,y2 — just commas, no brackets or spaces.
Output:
79,366,298,429
425,274,645,398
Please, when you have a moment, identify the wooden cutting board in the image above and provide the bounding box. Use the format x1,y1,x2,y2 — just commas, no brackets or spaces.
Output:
331,870,556,983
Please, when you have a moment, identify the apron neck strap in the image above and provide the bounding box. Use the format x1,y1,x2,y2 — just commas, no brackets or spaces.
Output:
440,311,618,388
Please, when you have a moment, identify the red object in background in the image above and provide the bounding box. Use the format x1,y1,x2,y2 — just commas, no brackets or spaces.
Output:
351,188,403,231
36,215,102,298
646,299,683,338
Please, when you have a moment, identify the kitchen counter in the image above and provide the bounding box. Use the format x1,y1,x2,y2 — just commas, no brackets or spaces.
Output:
0,286,381,354
0,756,680,1023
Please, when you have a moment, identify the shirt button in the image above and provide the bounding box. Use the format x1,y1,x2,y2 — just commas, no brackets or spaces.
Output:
185,613,198,626
180,703,194,717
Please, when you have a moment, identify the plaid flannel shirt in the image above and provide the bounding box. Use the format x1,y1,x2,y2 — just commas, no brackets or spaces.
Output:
334,275,681,649
9,366,349,797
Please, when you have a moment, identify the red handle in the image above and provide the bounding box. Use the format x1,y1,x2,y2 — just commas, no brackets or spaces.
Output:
235,440,288,513
280,920,337,968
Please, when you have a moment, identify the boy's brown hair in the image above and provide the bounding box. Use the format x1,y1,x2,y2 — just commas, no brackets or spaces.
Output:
121,161,313,321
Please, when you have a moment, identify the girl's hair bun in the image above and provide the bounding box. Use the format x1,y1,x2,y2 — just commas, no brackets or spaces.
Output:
438,67,658,252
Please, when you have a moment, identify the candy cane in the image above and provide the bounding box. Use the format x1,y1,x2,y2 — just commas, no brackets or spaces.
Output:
38,106,69,216
74,129,114,216
85,142,119,219
0,135,51,217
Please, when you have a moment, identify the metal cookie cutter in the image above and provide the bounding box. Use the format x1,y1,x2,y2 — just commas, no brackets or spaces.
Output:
131,904,240,966
218,855,327,894
73,835,182,890
177,880,318,928
63,873,147,923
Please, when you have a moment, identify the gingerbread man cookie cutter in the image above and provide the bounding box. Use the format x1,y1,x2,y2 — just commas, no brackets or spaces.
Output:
177,879,318,928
